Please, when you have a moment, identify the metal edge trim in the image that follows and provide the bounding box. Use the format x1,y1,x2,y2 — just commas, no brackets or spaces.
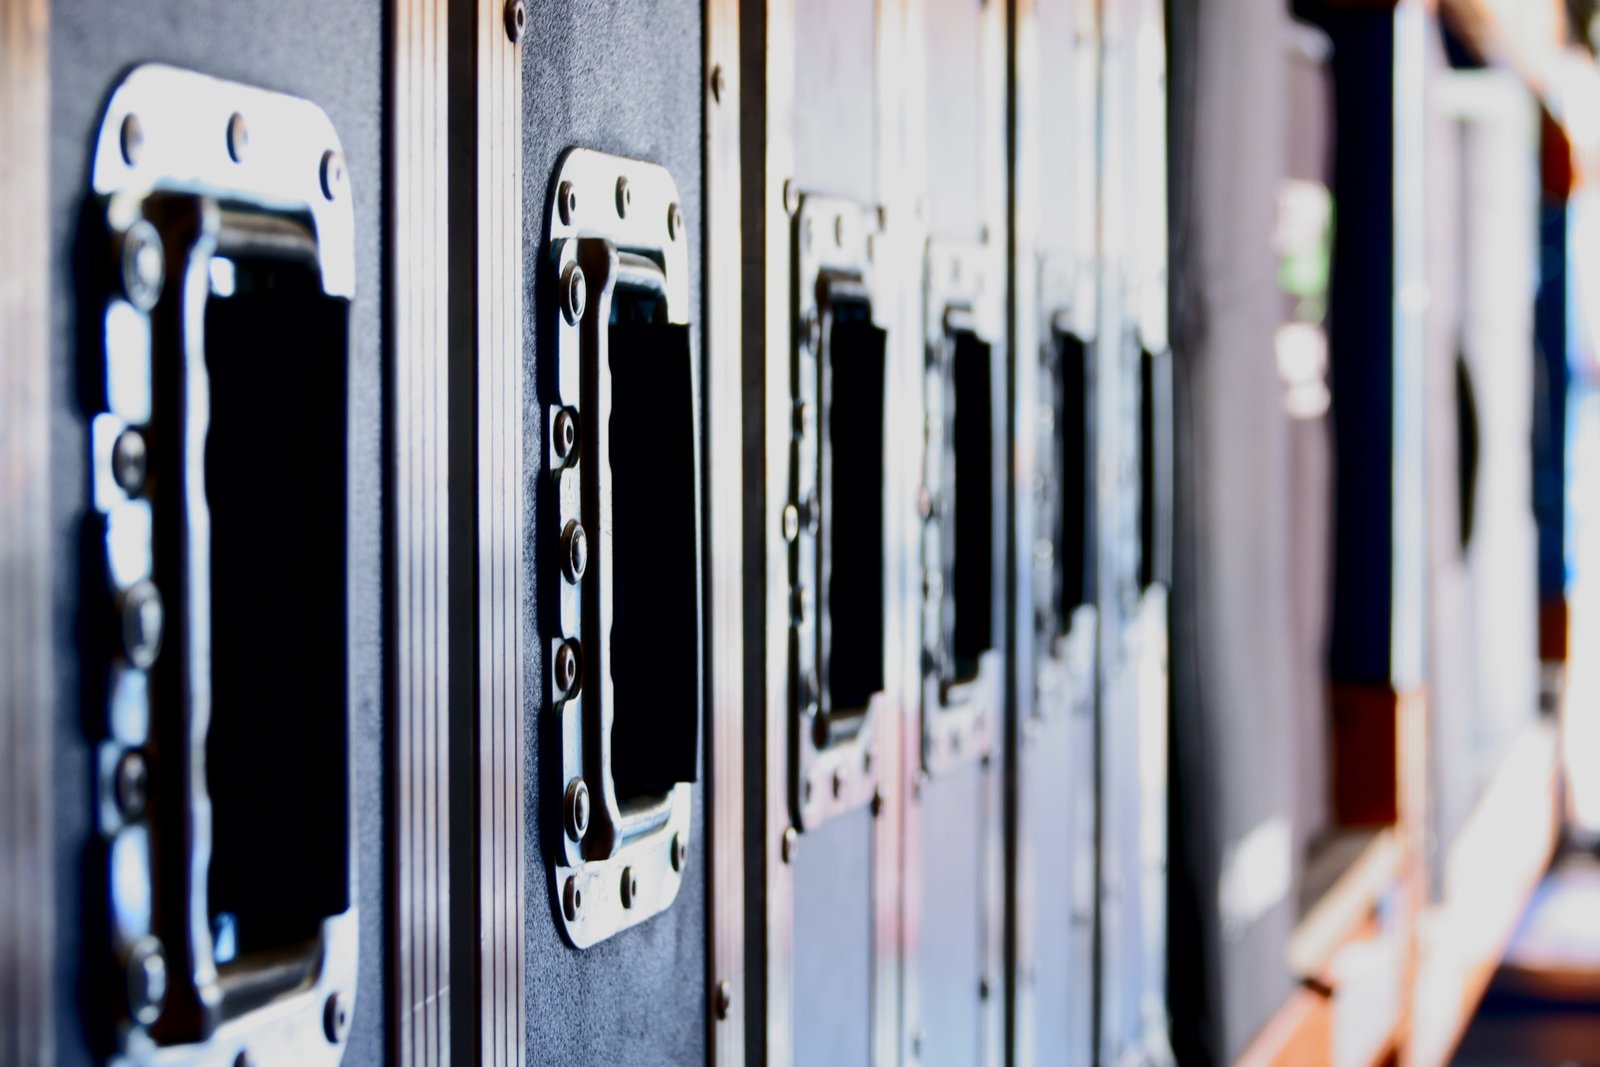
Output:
0,0,53,1062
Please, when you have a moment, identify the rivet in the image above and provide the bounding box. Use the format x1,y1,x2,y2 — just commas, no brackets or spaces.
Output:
561,520,588,583
558,180,578,226
503,0,525,42
319,150,347,201
620,866,638,908
782,503,800,543
560,263,587,325
671,832,687,872
782,179,801,216
113,749,149,819
667,202,685,242
120,114,144,167
781,826,797,864
554,639,582,696
563,875,584,921
112,428,148,494
564,777,590,841
125,937,166,1026
710,65,726,103
715,979,733,1021
226,112,249,164
120,222,165,312
615,176,631,218
322,992,351,1044
552,406,579,465
119,581,164,670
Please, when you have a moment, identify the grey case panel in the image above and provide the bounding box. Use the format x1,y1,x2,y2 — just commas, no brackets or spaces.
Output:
520,2,709,1063
924,0,984,242
48,3,386,1063
794,0,878,205
792,810,874,1067
918,765,986,1067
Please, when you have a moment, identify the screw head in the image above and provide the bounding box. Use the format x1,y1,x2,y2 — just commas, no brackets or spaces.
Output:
782,179,801,216
120,221,165,311
781,826,797,864
120,113,144,167
113,749,149,819
563,875,584,921
320,150,348,201
226,112,249,163
715,980,733,1021
671,832,687,872
561,521,588,583
323,992,351,1043
119,580,164,669
560,263,587,325
552,407,579,465
112,428,148,494
558,180,578,226
615,176,631,218
667,202,684,242
709,65,726,103
554,639,582,696
564,777,590,841
620,866,638,909
126,937,166,1026
503,0,526,41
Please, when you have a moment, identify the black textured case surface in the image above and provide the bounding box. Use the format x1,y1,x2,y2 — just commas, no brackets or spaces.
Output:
519,3,709,1064
46,2,387,1063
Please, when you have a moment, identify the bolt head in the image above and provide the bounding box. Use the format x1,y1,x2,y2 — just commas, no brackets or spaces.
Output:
715,980,733,1021
320,150,348,201
558,180,578,226
561,521,588,583
126,937,166,1026
323,992,351,1044
226,112,249,163
615,176,631,218
781,826,797,864
114,749,149,819
121,222,165,311
112,428,148,494
119,580,164,669
564,777,590,841
671,832,687,872
554,640,582,696
560,263,587,325
563,875,584,921
667,202,684,242
503,0,526,41
552,407,579,465
120,113,144,167
620,867,638,909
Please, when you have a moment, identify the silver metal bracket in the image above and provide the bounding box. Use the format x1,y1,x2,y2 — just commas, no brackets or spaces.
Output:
787,193,888,831
919,240,1003,776
88,65,358,1067
548,149,700,948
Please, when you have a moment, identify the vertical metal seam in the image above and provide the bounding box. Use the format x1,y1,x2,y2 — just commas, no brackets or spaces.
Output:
0,0,53,1063
394,0,452,1059
706,0,747,1062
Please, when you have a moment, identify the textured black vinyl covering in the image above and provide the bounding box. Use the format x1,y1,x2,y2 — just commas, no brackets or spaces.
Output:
924,0,984,242
47,3,386,1063
520,3,708,1064
792,809,874,1066
794,0,877,204
1165,0,1301,1062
